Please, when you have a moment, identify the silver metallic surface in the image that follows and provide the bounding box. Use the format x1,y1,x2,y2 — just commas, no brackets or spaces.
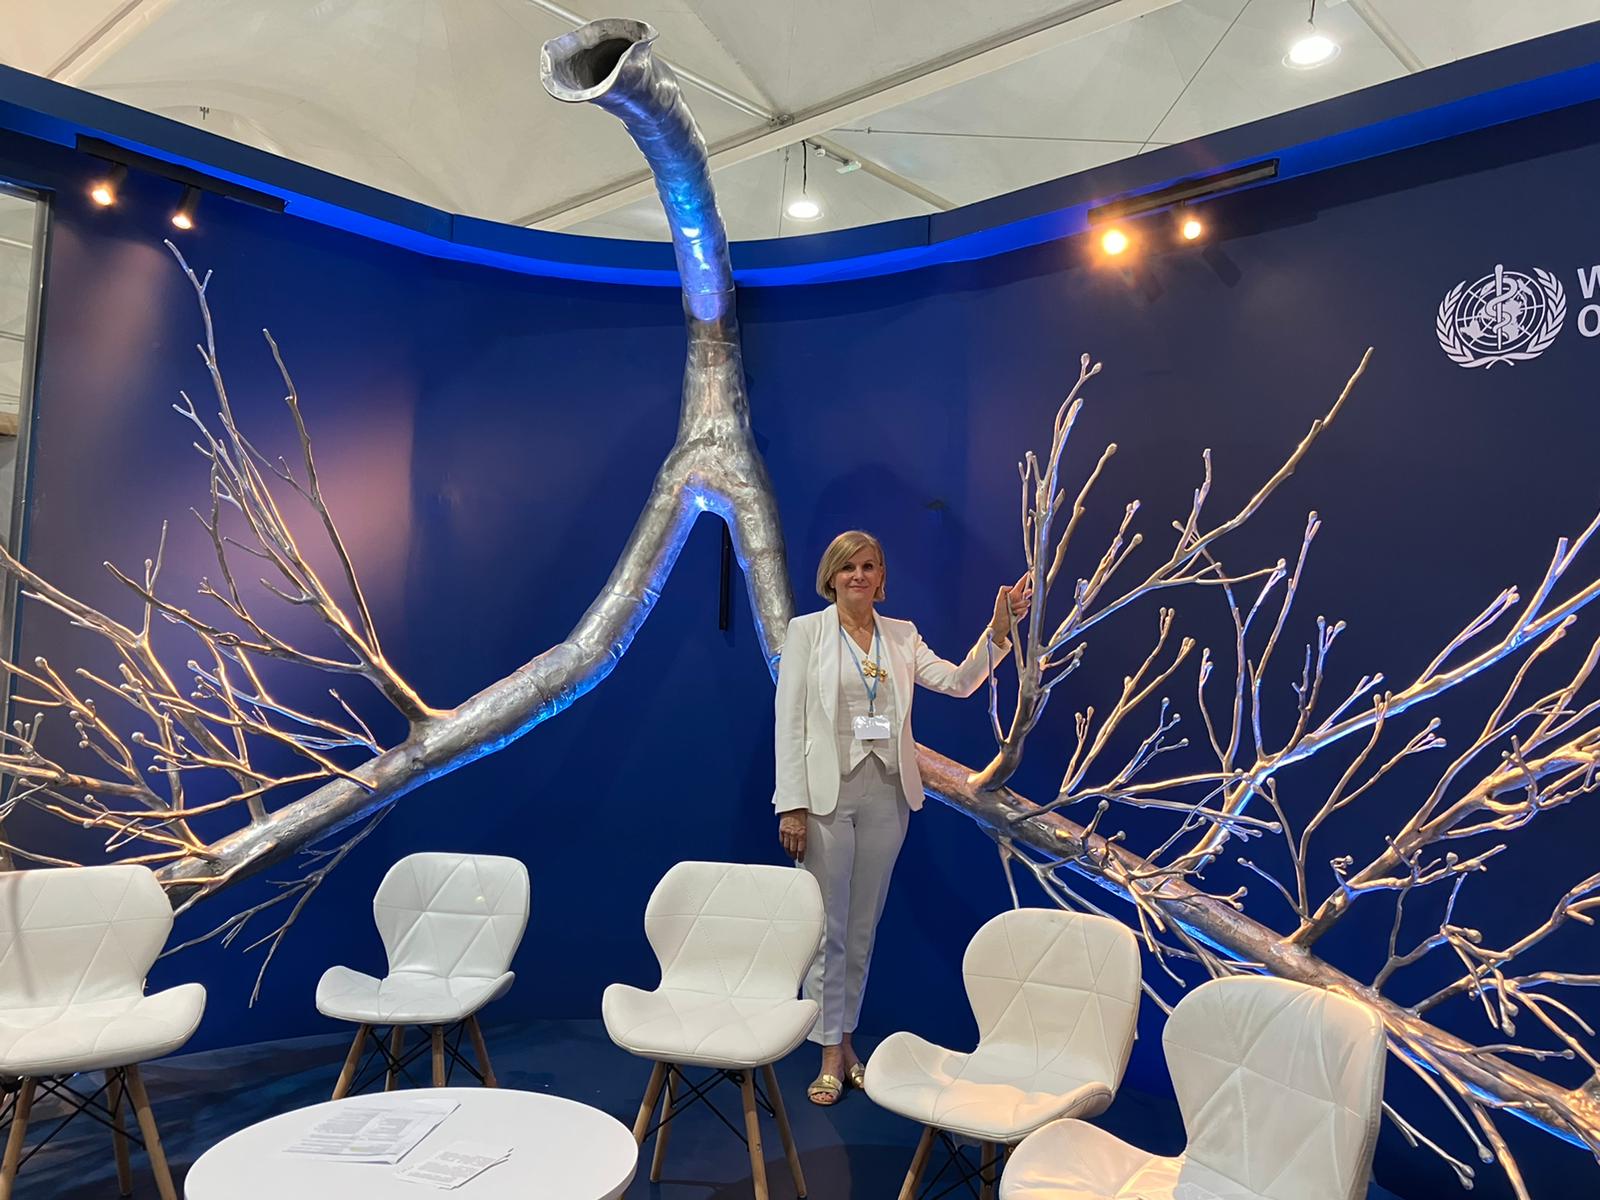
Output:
158,19,794,897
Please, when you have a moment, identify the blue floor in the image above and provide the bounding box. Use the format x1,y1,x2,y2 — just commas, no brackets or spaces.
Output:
15,1018,1403,1198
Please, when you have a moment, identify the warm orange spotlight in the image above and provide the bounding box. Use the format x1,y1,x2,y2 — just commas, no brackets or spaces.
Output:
1101,227,1129,256
1180,215,1204,241
171,185,200,231
89,163,126,207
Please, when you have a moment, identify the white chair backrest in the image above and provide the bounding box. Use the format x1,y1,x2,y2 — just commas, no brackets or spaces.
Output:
374,853,529,979
0,865,172,1008
1166,976,1387,1200
645,862,822,1000
963,908,1142,1084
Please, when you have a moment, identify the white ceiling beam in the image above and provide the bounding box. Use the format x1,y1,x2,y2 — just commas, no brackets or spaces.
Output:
1348,0,1426,74
47,0,181,86
520,0,1180,229
811,135,954,211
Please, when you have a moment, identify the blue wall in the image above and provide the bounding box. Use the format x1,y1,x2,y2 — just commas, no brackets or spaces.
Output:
6,86,1600,1200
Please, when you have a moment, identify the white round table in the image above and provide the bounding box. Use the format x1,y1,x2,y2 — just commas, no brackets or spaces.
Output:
184,1087,638,1199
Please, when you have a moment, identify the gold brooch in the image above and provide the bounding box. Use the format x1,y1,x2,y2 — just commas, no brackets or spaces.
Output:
861,659,887,680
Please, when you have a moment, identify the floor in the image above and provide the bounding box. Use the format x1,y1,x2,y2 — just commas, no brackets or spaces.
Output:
10,1018,1403,1199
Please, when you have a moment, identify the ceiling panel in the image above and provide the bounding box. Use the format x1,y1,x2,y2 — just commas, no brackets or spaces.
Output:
1,0,1593,241
0,0,136,76
1147,0,1402,145
1368,0,1600,69
681,0,1106,114
78,0,762,222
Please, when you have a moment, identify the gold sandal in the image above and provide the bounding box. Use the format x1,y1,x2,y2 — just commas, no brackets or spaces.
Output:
845,1062,867,1090
807,1073,843,1106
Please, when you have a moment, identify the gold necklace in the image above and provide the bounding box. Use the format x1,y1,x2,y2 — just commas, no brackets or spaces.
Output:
842,616,887,679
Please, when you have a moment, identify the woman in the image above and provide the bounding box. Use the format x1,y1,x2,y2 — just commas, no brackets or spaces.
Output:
772,530,1031,1105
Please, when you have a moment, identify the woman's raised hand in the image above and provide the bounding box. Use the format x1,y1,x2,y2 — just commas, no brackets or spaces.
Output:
779,810,808,861
991,571,1034,638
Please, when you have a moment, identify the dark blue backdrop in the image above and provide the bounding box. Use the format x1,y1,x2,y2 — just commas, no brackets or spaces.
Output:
6,91,1600,1200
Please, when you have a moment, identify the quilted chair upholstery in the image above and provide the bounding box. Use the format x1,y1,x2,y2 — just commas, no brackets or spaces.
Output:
0,864,205,1200
604,861,823,1069
0,865,204,1076
315,853,528,1098
603,862,822,1196
865,908,1142,1197
317,852,528,1024
999,976,1388,1200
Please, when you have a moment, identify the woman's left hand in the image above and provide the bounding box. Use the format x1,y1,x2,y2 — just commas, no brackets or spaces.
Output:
991,572,1034,638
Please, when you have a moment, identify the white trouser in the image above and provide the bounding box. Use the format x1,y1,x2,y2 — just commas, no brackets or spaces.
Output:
801,754,910,1046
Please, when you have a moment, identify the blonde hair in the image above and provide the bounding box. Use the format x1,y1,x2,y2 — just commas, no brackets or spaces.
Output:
816,530,887,604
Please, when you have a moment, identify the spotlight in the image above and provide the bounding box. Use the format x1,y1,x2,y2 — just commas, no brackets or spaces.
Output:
170,185,200,230
1285,31,1338,68
1179,212,1204,241
786,197,821,221
89,163,127,207
1100,227,1130,256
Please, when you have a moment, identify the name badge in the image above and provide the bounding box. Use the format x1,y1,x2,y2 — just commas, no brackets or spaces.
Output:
853,714,892,741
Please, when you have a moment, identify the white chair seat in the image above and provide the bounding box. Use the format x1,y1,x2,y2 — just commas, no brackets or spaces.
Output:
999,978,1389,1200
0,983,206,1076
316,966,515,1025
602,982,818,1069
865,1030,1114,1142
1000,1119,1181,1199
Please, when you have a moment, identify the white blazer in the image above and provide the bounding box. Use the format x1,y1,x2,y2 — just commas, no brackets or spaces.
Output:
772,604,1008,816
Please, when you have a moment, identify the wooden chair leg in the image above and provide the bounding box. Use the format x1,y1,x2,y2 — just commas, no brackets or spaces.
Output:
981,1141,998,1200
332,1024,370,1100
648,1067,677,1182
0,1078,36,1200
630,1061,668,1142
430,1027,447,1087
123,1065,177,1200
739,1070,770,1200
465,1015,498,1087
107,1069,133,1196
762,1063,807,1198
386,1025,406,1092
897,1125,937,1200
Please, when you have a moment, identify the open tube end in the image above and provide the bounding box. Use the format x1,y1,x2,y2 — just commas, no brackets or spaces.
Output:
540,18,657,102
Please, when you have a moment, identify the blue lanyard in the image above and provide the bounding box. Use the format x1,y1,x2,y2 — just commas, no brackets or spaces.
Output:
840,622,883,715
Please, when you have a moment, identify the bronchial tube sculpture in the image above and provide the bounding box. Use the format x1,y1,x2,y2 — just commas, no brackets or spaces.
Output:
541,19,793,670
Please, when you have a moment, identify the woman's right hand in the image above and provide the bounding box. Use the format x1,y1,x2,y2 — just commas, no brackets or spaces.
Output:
778,810,808,861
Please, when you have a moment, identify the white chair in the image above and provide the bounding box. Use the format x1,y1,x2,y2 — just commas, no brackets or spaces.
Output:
316,852,528,1098
999,975,1388,1200
865,908,1142,1200
0,864,205,1200
603,861,823,1198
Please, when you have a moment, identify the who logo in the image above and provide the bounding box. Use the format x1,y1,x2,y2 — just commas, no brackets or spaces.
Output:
1436,264,1566,369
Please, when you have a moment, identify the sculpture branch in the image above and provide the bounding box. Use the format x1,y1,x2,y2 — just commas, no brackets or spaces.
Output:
968,348,1368,792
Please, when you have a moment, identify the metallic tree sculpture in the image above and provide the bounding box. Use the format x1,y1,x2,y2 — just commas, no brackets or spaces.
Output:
0,15,1594,1196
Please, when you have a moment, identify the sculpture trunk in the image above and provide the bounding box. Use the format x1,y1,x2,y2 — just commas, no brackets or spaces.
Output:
158,19,792,899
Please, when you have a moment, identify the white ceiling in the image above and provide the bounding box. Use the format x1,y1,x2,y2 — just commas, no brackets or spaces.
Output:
1,0,1595,243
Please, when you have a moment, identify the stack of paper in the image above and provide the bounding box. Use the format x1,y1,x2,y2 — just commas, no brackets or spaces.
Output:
395,1142,514,1190
284,1099,461,1164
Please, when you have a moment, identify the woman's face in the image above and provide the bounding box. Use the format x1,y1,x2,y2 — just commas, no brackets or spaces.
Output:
832,548,881,603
